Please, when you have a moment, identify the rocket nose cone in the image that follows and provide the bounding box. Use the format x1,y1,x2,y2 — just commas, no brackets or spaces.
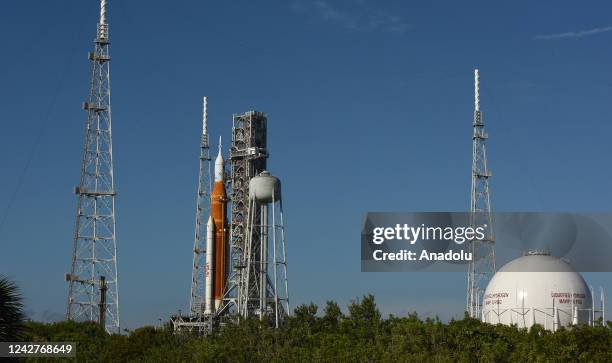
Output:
214,138,224,181
214,154,223,182
207,215,214,229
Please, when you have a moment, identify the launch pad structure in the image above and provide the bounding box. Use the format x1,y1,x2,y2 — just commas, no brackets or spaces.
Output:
59,0,594,338
173,110,289,334
224,110,270,318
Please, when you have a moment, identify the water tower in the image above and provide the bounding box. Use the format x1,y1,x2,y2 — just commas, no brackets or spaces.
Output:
238,171,289,327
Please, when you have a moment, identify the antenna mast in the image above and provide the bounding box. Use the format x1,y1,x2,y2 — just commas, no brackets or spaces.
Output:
66,0,120,334
467,69,496,319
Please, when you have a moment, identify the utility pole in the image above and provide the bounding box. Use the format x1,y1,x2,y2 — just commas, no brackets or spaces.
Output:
99,276,107,329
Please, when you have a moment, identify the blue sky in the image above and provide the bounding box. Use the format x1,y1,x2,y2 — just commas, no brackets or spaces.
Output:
1,0,611,329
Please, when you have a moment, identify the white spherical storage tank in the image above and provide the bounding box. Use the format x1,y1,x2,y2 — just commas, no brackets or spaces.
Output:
482,252,593,331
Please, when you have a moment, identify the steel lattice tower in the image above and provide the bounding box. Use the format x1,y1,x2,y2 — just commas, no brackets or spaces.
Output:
66,0,120,334
467,69,496,319
189,97,212,317
225,112,269,316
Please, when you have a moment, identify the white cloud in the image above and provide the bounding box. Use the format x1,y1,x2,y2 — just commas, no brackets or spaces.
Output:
292,0,409,33
535,26,612,40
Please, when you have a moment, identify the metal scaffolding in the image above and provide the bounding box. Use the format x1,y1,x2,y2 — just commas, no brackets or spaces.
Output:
225,111,269,317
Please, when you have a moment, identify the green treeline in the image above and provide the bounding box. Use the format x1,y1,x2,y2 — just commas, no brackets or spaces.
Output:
21,295,611,362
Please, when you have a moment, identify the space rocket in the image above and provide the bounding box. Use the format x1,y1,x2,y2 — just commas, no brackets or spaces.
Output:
205,137,228,314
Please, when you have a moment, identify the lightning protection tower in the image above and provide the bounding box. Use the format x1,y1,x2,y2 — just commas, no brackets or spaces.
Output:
467,69,496,319
66,0,120,334
189,97,213,318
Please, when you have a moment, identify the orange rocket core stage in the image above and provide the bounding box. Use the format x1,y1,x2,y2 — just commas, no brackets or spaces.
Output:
211,180,227,304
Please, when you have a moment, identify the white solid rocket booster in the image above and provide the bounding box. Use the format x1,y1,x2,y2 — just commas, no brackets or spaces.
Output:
205,216,215,314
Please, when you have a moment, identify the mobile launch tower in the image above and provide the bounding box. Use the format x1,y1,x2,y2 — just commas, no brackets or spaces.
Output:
174,110,289,334
229,112,289,325
467,69,496,319
66,0,120,334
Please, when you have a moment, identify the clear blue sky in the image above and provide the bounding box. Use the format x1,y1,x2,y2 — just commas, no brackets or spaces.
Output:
1,0,611,329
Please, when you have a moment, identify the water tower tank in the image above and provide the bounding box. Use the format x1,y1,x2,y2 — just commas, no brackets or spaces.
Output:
249,171,281,203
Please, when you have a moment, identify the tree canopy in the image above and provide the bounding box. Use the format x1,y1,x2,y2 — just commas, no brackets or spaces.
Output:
19,294,612,362
0,275,25,341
